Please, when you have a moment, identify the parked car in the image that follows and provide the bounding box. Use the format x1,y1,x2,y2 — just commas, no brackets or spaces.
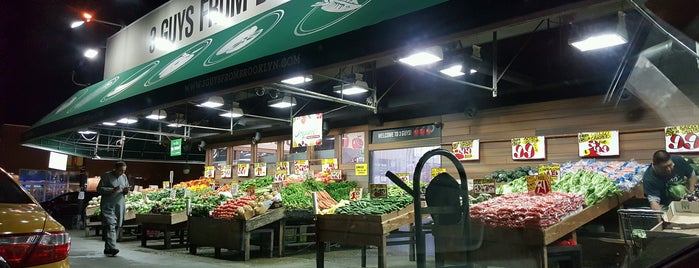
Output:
0,167,71,267
41,191,100,227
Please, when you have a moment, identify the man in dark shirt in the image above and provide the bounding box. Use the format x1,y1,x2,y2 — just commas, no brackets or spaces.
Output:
643,150,697,210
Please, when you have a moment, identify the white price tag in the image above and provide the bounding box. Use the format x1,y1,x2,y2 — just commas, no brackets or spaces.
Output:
78,191,85,200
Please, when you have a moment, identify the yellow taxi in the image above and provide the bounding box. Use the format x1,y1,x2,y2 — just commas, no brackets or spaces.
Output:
0,167,70,268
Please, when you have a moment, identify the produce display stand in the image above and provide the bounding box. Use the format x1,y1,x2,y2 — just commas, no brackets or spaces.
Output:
136,211,188,249
188,208,285,261
316,205,416,268
467,185,644,267
283,209,317,250
84,209,137,239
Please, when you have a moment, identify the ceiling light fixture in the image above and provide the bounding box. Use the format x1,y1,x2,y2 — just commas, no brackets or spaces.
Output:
570,11,627,52
78,130,97,135
398,46,443,66
145,109,167,120
333,73,369,95
470,68,477,75
200,96,224,108
167,120,186,128
281,75,313,85
117,117,138,124
84,48,99,59
268,96,296,108
440,64,465,77
219,107,244,118
102,121,117,126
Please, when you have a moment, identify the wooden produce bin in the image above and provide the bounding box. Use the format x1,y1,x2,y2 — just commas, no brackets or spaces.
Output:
136,211,188,249
188,208,285,261
316,205,416,268
467,185,645,267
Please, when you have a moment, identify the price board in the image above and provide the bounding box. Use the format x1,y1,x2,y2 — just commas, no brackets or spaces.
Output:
526,174,552,194
355,163,368,176
473,179,496,194
395,173,410,182
272,182,283,193
254,163,267,177
274,171,286,183
330,170,343,181
237,163,250,177
230,181,239,196
277,161,290,174
162,181,170,189
369,184,388,198
538,164,560,181
246,185,255,196
349,187,362,201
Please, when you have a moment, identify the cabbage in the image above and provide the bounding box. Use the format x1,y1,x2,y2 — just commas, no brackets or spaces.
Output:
668,184,687,201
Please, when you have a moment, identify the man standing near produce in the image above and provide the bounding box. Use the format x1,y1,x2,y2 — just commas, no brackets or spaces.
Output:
643,150,697,210
97,161,130,256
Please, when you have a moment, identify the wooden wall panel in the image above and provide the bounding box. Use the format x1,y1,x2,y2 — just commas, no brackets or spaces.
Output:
436,95,685,179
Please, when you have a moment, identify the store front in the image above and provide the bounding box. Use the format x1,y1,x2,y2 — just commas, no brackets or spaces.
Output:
22,0,699,267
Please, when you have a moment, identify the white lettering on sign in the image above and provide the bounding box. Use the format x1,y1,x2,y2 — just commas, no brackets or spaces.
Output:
105,0,289,77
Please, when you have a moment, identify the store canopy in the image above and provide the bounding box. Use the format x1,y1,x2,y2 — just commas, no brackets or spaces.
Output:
23,0,624,162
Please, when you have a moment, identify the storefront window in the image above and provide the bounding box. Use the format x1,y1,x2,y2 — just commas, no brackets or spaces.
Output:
313,136,335,159
283,140,307,161
211,147,228,166
232,145,251,164
370,146,440,184
256,142,278,163
341,132,365,164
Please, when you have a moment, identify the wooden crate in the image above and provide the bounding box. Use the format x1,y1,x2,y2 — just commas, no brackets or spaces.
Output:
316,204,415,246
189,208,285,250
136,211,187,225
187,208,284,260
85,206,98,216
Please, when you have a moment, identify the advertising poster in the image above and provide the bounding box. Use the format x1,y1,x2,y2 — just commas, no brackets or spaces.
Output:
294,160,309,175
342,132,365,163
452,139,480,161
237,163,250,177
322,158,338,173
292,113,323,148
511,136,546,160
277,161,290,175
578,130,619,157
665,125,699,153
254,163,267,177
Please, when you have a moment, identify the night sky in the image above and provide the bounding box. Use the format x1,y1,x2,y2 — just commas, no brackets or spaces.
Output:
0,0,168,127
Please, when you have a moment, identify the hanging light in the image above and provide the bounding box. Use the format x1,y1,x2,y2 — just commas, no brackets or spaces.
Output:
268,96,296,108
440,64,465,77
281,75,313,85
570,11,627,52
398,46,443,66
200,96,224,108
145,109,167,120
219,107,244,118
334,73,369,95
102,121,117,126
117,117,138,124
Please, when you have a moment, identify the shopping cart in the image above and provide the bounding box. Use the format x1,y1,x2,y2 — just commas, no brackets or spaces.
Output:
617,208,665,261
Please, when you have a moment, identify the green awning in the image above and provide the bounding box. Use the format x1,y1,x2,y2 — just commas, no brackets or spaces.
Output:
25,0,447,141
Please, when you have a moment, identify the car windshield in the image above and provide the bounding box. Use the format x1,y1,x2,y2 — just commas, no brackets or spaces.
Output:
0,173,34,204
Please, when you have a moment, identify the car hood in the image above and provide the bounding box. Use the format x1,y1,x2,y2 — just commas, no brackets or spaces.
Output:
0,203,64,234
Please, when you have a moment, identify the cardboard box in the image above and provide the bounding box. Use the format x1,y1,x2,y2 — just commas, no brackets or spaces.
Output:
663,201,699,229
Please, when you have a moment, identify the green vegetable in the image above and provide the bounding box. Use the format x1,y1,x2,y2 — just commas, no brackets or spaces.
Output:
669,184,687,201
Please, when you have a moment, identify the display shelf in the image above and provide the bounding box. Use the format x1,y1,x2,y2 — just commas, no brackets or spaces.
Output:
316,204,416,268
467,184,644,267
188,208,285,261
136,211,188,249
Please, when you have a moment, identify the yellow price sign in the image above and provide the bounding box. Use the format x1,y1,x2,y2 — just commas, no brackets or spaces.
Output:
538,165,560,181
431,168,447,179
355,163,368,176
